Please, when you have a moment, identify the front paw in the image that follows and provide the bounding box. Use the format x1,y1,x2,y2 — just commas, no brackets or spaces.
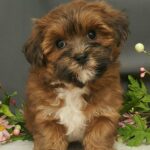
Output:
83,117,116,150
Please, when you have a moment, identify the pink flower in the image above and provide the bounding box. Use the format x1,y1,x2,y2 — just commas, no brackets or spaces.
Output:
140,72,146,78
10,99,17,106
0,116,14,143
119,113,134,128
13,129,20,136
140,67,145,72
118,122,126,128
13,125,21,136
140,67,146,78
0,116,14,129
0,128,10,142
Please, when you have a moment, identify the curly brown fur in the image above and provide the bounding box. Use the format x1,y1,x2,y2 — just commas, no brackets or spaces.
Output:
23,0,128,150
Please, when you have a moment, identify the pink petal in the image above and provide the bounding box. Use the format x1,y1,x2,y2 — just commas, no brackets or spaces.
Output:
140,67,145,72
2,120,9,125
6,125,15,129
10,99,17,106
140,72,146,78
0,132,6,142
0,136,6,142
2,130,10,139
118,122,125,127
122,113,132,118
123,118,134,124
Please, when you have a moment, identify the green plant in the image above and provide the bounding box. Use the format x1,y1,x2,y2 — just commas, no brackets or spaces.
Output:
0,83,32,143
121,75,150,114
118,75,150,146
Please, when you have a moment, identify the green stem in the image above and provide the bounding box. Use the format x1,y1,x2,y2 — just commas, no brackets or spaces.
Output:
139,112,150,116
145,69,150,76
143,50,150,56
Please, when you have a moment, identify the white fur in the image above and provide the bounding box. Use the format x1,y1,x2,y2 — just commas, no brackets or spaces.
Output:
55,86,88,142
78,69,95,83
1,141,150,150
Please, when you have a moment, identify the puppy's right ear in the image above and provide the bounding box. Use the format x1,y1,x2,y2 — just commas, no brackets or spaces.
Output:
23,20,45,67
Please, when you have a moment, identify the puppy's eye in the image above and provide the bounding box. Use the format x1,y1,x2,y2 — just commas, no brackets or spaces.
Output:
87,30,96,40
56,40,66,49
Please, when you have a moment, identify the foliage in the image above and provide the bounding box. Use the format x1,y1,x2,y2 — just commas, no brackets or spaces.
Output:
121,75,150,114
118,114,150,146
0,84,32,143
118,75,150,146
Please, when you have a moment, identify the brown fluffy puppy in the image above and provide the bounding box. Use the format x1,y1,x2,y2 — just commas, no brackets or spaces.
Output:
23,0,128,150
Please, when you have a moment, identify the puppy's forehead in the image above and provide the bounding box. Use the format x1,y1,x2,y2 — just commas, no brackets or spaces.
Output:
45,2,111,37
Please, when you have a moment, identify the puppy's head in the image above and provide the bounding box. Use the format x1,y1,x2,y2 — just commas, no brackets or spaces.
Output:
24,0,128,87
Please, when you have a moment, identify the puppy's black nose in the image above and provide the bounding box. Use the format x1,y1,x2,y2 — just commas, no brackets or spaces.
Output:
74,52,88,64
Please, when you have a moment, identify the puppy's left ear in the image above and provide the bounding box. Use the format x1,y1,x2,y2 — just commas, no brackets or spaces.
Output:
23,19,46,67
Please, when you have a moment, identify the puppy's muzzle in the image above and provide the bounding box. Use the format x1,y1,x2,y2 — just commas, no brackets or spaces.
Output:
74,52,88,65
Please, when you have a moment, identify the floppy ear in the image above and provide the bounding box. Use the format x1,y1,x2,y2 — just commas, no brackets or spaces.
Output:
23,21,46,67
95,1,129,47
110,11,129,47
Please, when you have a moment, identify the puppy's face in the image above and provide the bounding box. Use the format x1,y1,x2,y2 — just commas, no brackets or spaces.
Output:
24,0,128,87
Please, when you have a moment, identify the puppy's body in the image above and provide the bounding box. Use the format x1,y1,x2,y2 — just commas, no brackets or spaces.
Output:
24,1,128,150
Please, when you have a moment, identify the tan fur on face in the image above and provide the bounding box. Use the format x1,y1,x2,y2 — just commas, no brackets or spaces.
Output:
24,0,128,150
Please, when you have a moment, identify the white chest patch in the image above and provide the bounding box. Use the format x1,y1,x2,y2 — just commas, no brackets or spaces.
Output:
55,86,88,142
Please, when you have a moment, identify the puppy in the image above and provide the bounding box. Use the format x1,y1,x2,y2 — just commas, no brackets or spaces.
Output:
23,0,128,150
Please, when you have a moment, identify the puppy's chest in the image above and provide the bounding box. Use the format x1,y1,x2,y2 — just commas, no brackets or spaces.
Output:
55,87,88,142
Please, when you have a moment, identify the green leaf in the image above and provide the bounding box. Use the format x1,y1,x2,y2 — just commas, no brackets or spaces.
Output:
0,104,15,117
10,91,18,97
145,129,150,144
142,95,150,103
127,76,146,96
118,125,134,141
10,134,33,142
2,91,17,105
127,131,145,146
2,94,11,105
133,115,147,130
118,114,150,146
140,81,147,94
14,108,24,122
121,75,150,113
135,102,150,111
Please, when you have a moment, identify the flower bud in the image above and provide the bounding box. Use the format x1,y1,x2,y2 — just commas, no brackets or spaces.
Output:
140,67,145,72
13,129,20,136
135,43,145,53
15,125,21,130
140,72,146,78
10,99,16,106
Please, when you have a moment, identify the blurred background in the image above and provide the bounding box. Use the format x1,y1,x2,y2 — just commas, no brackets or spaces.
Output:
0,0,150,101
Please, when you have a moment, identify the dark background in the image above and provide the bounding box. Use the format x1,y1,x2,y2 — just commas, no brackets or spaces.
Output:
0,0,150,101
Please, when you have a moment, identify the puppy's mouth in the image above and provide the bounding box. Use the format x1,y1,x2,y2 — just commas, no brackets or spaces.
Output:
55,66,85,88
55,47,111,88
